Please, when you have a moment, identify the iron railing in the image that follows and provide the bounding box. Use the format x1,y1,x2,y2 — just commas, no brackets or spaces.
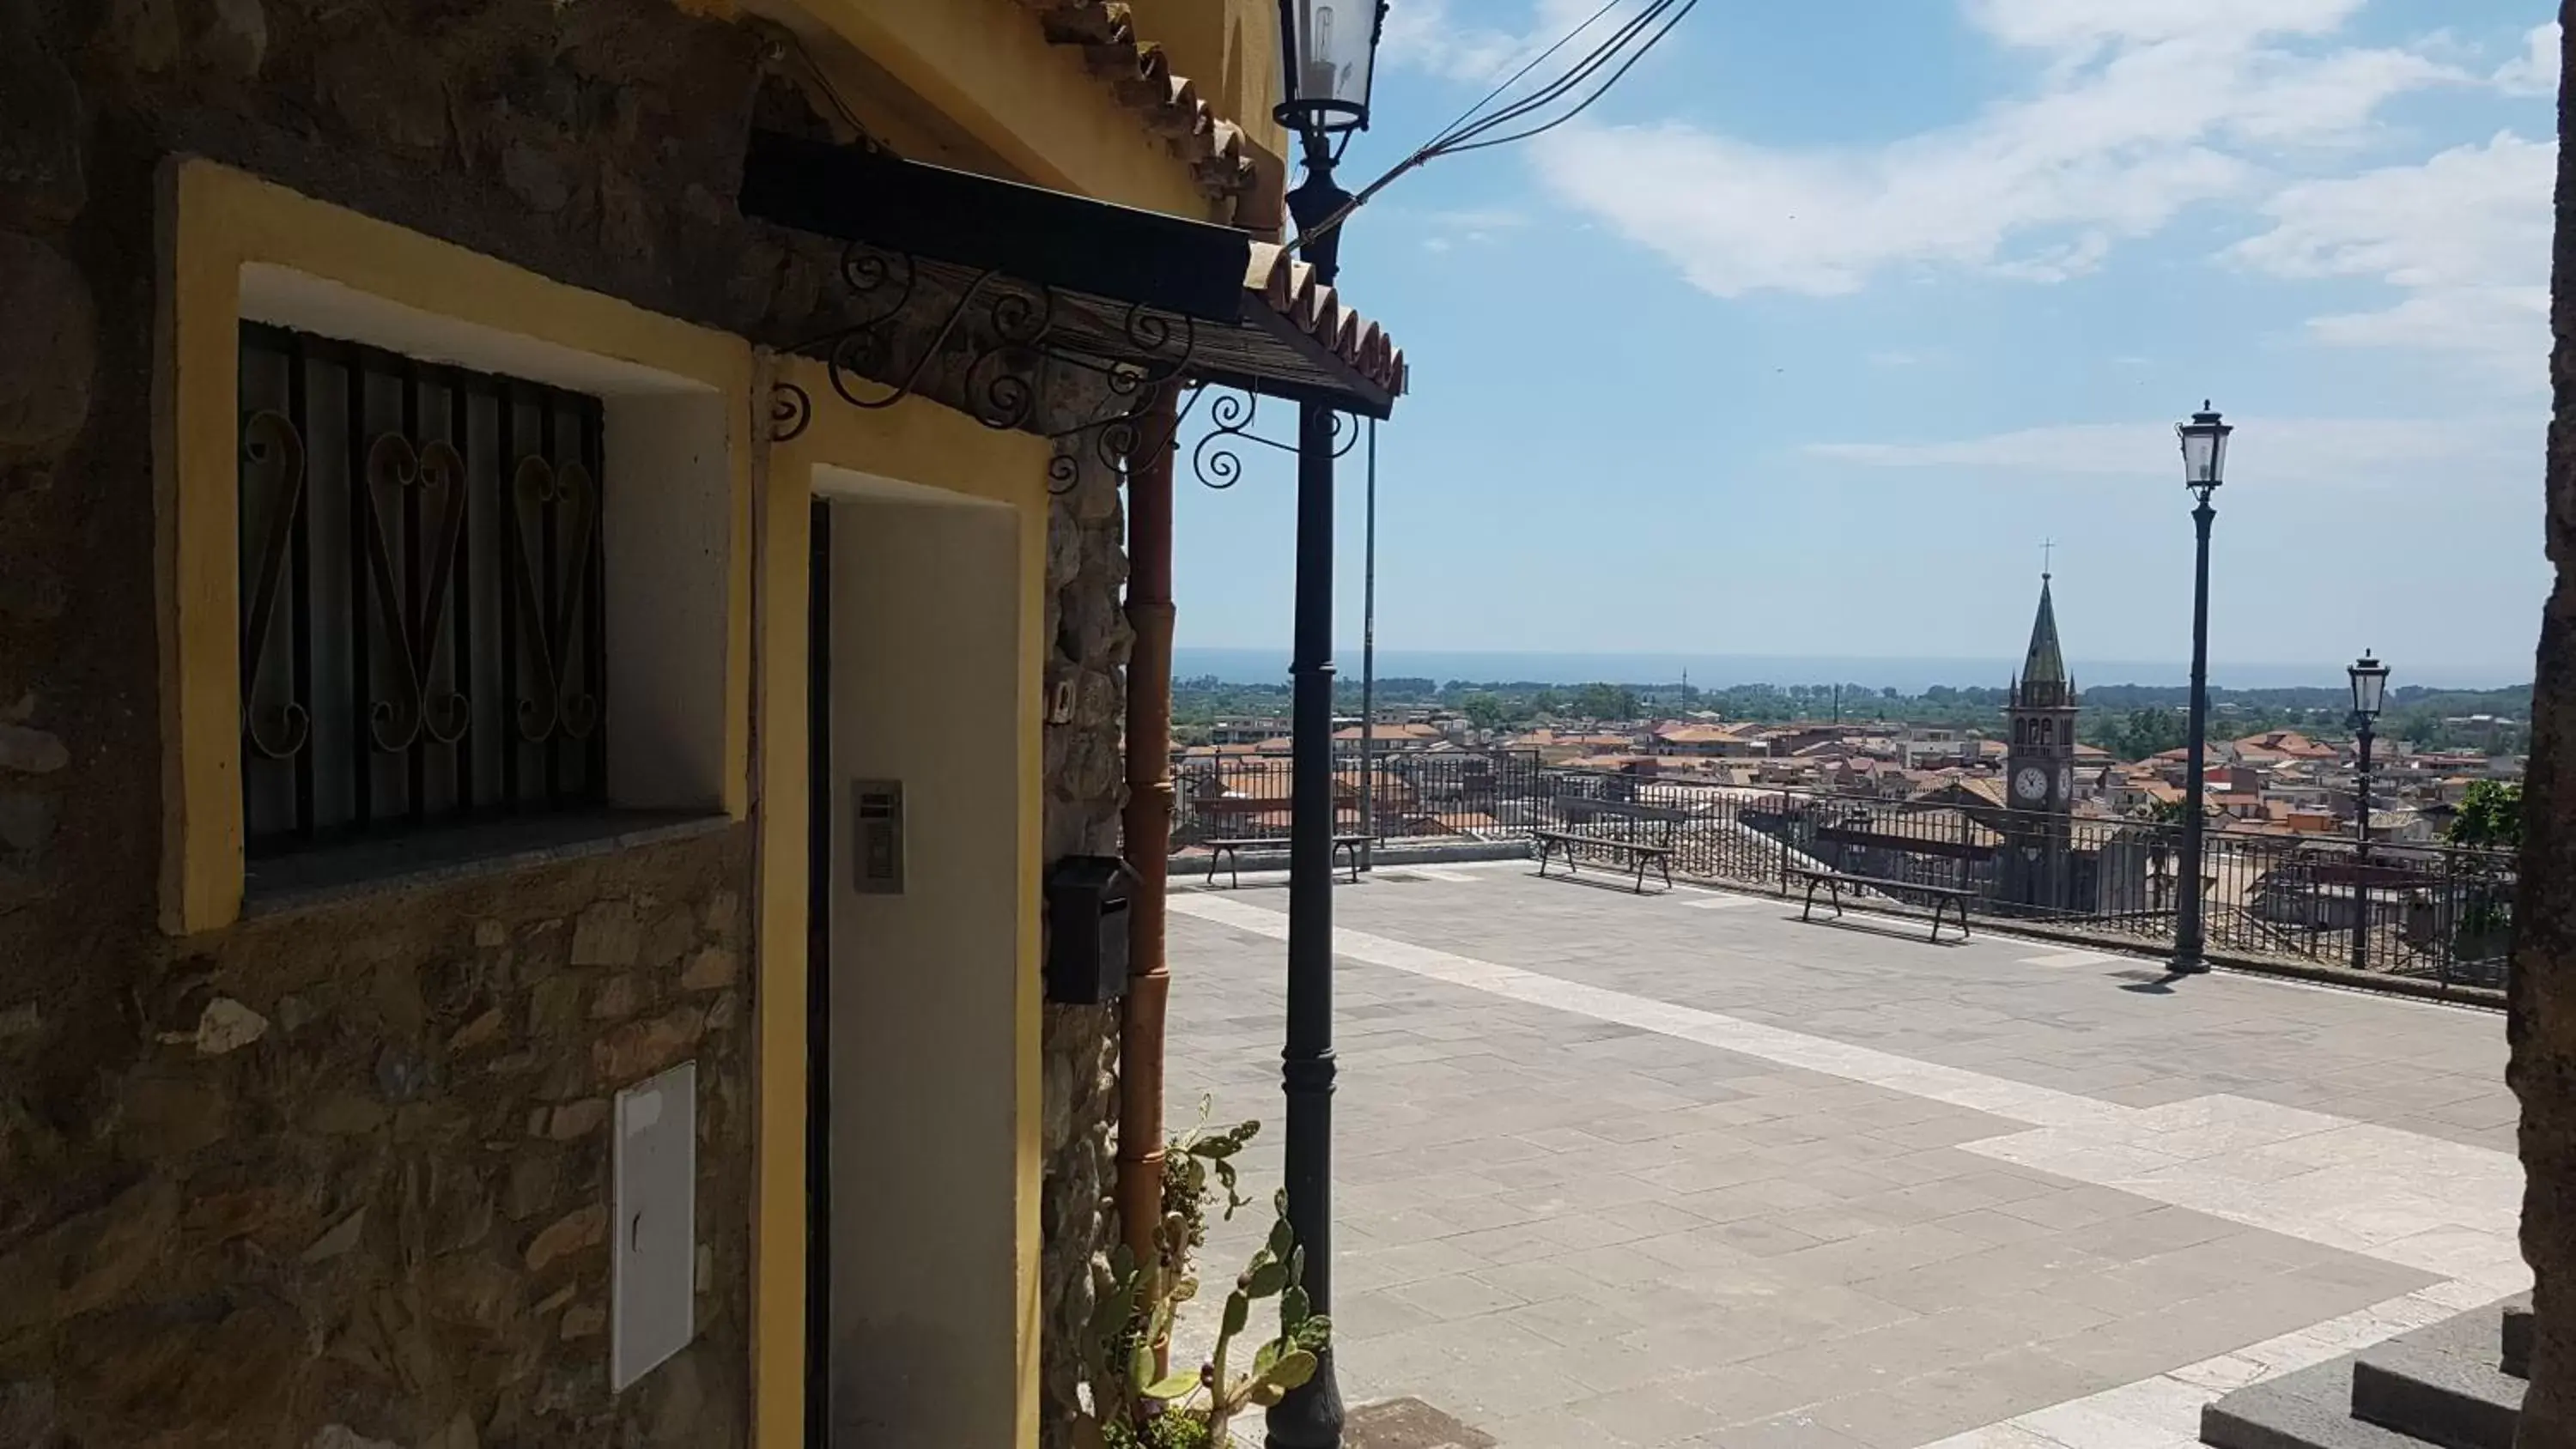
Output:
237,322,607,854
1543,772,2515,990
1166,749,2515,990
1169,748,1544,849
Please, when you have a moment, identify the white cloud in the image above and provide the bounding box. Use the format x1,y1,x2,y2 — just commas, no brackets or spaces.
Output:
1524,2,2470,298
1401,204,1528,253
2227,132,2553,372
2493,22,2561,97
1380,0,1631,83
1805,414,2537,488
1965,0,2361,58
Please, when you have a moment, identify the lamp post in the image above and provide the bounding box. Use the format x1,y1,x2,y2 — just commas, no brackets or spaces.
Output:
2172,403,2230,973
2348,652,2389,973
1272,7,1384,1446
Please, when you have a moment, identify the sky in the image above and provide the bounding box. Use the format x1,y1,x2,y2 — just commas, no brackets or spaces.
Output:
1165,0,2559,688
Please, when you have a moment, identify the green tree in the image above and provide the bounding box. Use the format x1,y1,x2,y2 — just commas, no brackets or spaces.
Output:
1570,682,1638,720
2094,708,2187,761
2448,780,2524,852
1460,694,1509,731
2134,797,2208,826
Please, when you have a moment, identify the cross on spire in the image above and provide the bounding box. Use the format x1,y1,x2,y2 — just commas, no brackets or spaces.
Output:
2040,537,2055,579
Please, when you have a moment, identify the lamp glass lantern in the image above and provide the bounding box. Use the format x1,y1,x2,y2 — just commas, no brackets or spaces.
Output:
2349,653,2390,721
1277,0,1389,136
2178,403,2230,492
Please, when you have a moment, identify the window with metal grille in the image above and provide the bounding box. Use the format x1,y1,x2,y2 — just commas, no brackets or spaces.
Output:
236,321,607,855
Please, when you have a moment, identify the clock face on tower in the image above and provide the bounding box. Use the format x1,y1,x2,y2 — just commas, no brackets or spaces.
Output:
2014,765,2050,803
2057,766,2073,800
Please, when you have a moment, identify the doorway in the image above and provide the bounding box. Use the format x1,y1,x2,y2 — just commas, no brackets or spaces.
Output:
802,479,1031,1446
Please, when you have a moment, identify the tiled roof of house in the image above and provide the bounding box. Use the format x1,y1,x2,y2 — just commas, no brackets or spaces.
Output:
2234,730,2337,760
1021,3,1410,399
1334,722,1447,741
1913,776,2008,809
1244,244,1410,396
1655,724,1749,744
1018,0,1260,203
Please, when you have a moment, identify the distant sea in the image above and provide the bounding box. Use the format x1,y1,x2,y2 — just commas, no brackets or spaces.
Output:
1170,647,2528,694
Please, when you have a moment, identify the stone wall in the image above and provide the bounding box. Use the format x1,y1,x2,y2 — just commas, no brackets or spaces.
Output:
0,832,756,1448
1036,399,1136,1446
2511,11,2576,1439
0,0,1145,1438
0,0,784,1441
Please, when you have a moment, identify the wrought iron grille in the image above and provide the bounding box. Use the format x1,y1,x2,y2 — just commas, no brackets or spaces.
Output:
236,322,607,854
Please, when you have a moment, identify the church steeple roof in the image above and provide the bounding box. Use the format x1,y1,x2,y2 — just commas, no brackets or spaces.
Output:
2021,574,2068,689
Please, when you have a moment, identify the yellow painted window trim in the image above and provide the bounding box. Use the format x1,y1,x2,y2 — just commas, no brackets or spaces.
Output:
154,157,756,936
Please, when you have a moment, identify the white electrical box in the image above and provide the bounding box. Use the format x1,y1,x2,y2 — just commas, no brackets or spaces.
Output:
611,1061,696,1391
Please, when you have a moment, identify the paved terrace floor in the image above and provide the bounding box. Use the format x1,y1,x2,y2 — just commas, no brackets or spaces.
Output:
1160,860,2522,1449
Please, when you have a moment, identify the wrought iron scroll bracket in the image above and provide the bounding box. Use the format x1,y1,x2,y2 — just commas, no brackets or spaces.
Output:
1187,387,1360,492
1042,379,1215,496
769,381,812,443
778,242,1205,476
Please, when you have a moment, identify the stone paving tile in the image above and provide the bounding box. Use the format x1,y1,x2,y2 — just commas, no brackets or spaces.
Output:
1574,1385,1738,1445
1162,870,2514,1448
1693,1415,1875,1449
1384,1271,1531,1322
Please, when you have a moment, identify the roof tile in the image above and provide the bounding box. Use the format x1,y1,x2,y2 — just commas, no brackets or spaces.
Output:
1022,1,1258,203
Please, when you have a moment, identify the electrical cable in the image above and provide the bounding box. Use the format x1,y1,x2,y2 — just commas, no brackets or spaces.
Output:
1429,0,1682,153
1416,0,1626,155
1434,0,1698,155
1282,0,1700,261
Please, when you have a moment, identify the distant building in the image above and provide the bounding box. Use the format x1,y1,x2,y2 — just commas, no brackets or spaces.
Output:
1650,722,1768,758
1208,717,1291,745
2002,573,2081,912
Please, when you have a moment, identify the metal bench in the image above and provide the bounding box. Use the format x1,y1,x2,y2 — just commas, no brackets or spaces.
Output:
1795,867,1973,943
1534,802,1680,894
1204,834,1369,888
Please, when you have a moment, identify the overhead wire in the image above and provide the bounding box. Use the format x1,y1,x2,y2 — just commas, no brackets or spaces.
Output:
1282,0,1700,262
1425,0,1686,154
1432,0,1698,155
1418,0,1627,155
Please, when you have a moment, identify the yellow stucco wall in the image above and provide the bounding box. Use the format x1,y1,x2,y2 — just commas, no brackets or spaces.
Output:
154,158,755,936
1128,0,1290,161
752,358,1049,1449
775,0,1280,216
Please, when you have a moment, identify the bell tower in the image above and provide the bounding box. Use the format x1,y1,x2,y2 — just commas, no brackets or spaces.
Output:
2002,571,2078,911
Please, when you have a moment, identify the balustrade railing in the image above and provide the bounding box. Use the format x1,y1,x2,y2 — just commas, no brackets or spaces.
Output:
1168,749,2514,989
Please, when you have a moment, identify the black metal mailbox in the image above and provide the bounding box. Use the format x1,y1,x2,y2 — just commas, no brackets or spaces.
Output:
1045,856,1133,1004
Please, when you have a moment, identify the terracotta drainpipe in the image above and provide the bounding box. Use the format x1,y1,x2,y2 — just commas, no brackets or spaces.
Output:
1117,389,1178,1278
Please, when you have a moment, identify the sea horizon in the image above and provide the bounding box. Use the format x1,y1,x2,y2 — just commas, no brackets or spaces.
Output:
1171,646,2530,694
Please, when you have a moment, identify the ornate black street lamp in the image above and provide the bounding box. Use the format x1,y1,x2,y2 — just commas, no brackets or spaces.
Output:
2348,652,2389,972
2172,403,2230,973
1272,6,1386,1446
